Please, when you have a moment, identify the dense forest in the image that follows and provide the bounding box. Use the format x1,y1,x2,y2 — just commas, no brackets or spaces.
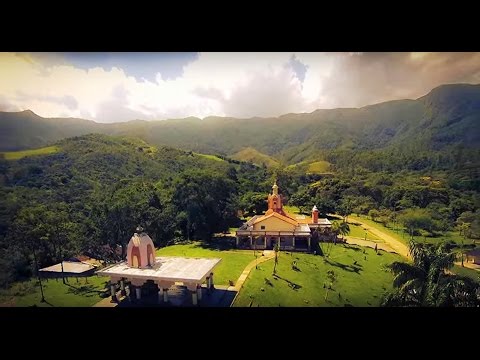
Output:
0,83,479,288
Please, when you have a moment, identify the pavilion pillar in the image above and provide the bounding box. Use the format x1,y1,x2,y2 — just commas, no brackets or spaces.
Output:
192,290,198,306
135,287,142,300
163,288,169,303
120,279,126,296
209,272,215,290
158,288,164,304
293,236,296,249
249,235,253,248
236,236,239,247
264,236,267,248
110,282,118,303
197,284,202,301
129,285,135,301
308,237,311,252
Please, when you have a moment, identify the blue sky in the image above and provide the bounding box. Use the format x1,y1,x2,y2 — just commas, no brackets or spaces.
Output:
60,52,199,81
1,52,479,123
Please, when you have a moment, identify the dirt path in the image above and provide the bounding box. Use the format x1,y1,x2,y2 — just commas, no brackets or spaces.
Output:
347,218,410,259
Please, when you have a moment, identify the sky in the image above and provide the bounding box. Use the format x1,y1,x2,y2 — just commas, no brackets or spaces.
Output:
0,52,479,123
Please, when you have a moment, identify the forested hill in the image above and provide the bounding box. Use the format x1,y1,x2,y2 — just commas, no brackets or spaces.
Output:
1,84,479,171
0,134,270,285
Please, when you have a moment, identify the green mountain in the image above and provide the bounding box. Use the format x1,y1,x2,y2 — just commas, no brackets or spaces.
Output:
1,84,479,172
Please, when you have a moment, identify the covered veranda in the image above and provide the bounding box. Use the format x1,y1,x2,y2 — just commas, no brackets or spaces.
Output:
235,230,312,251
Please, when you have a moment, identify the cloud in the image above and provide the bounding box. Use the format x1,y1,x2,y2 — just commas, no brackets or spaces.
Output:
0,52,479,123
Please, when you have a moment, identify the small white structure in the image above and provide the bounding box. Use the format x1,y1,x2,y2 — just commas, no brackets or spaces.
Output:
97,227,221,305
126,226,155,268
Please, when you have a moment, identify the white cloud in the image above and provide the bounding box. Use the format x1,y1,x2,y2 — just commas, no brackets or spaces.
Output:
0,52,479,123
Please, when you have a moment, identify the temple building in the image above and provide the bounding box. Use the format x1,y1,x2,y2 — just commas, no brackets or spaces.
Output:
235,181,333,252
97,227,221,305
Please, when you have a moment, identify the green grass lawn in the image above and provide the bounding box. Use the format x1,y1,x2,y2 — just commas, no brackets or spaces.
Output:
451,265,480,283
233,244,402,307
349,214,474,247
156,241,254,286
0,275,109,307
333,220,381,241
1,146,59,160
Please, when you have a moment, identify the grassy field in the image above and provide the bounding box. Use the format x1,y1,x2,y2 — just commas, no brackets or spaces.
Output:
233,244,402,307
349,214,476,247
156,241,254,285
286,160,332,175
231,147,279,168
332,220,381,241
307,160,331,174
194,152,225,162
1,146,59,160
0,275,109,307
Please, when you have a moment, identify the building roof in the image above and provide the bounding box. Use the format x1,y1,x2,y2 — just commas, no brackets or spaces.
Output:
97,256,221,283
253,211,299,226
39,261,95,274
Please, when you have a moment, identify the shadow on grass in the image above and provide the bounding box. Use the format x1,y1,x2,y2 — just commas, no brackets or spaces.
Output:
272,274,302,291
324,258,363,274
194,237,237,251
342,244,363,252
65,283,104,298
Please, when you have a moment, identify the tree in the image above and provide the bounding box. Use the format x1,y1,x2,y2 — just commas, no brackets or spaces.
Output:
368,209,380,222
398,209,433,240
338,222,350,242
324,270,336,302
383,241,479,307
273,241,280,274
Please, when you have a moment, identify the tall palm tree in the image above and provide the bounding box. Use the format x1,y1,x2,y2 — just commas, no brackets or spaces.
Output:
383,240,479,307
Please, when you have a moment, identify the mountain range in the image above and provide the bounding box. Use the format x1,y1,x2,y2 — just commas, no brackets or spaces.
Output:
1,83,479,170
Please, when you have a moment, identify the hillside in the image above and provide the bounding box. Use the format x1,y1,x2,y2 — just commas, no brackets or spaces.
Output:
231,147,279,168
1,84,479,173
0,133,272,285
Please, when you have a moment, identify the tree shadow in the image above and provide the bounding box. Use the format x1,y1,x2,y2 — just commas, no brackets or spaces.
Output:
342,244,363,252
65,283,104,298
272,274,302,291
195,237,237,251
324,258,363,274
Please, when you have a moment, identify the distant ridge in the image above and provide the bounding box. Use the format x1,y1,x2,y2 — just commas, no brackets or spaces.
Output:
1,83,479,172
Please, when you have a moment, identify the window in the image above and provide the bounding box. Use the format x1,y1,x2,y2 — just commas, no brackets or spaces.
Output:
260,225,265,230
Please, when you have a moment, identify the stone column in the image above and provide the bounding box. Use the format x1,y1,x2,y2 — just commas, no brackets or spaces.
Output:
192,290,198,306
110,282,118,303
135,287,142,300
293,236,296,249
197,284,202,301
163,288,169,303
120,279,126,296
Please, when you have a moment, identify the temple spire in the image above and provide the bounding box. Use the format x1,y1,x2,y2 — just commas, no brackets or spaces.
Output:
272,180,278,195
